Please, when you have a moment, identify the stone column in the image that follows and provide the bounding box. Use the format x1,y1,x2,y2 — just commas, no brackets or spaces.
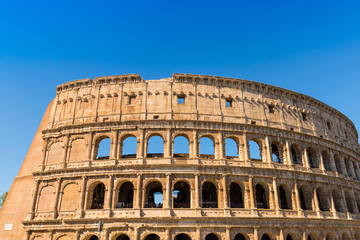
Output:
253,228,258,240
107,175,114,210
193,130,199,162
165,228,171,240
303,147,310,169
279,229,284,240
329,188,337,218
196,228,201,240
265,136,272,166
319,149,325,172
218,131,225,160
293,182,300,212
313,187,320,217
40,138,49,171
272,177,280,214
249,176,255,209
53,178,62,219
30,180,40,220
242,134,250,165
222,174,229,209
86,132,94,166
61,134,70,168
135,174,142,209
165,129,172,159
79,176,87,217
195,174,201,208
137,129,145,161
111,130,119,160
165,173,172,209
285,140,293,168
133,227,140,240
225,227,231,240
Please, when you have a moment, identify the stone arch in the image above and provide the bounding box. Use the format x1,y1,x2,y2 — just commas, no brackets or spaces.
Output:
173,135,190,158
114,234,131,240
278,184,292,209
205,233,220,240
230,182,244,208
345,157,353,177
202,181,218,208
57,235,72,240
249,138,263,161
261,233,275,240
175,233,191,240
46,141,63,165
147,134,164,158
87,181,106,209
334,154,343,174
321,150,332,171
299,185,312,210
342,232,351,240
332,189,344,212
354,232,360,240
144,180,163,208
68,138,87,162
225,137,239,158
255,182,269,209
234,233,249,240
144,234,160,240
285,232,300,240
271,141,284,163
94,136,111,160
173,180,191,208
307,147,318,168
116,181,134,208
37,185,55,212
59,182,80,211
345,191,355,213
121,135,137,158
316,187,330,211
200,135,215,159
325,232,336,240
307,232,319,240
291,144,302,165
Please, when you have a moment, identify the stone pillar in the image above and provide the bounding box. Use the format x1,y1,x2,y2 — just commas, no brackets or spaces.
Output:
242,134,251,165
107,175,114,210
165,129,172,159
218,131,225,160
30,180,40,220
165,173,172,209
313,187,320,217
293,182,300,212
137,129,145,160
249,176,255,209
351,188,359,214
195,174,200,208
265,136,272,166
196,228,201,240
135,174,142,209
61,134,70,168
330,188,337,218
225,227,231,240
79,176,87,217
193,130,199,163
86,132,94,165
303,147,310,169
40,138,49,171
53,178,62,219
165,228,171,240
253,228,258,240
133,227,140,240
280,229,284,240
319,150,325,172
272,177,280,214
222,174,229,209
285,140,293,168
111,130,119,160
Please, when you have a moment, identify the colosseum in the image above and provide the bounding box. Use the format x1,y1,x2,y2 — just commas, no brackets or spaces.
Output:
0,73,359,240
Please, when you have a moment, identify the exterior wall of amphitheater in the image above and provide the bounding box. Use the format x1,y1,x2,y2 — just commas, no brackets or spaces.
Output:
1,73,360,240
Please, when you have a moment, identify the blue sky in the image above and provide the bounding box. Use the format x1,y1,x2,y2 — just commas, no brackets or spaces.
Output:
0,0,360,195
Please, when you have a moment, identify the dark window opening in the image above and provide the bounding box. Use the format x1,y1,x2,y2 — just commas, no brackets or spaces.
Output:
90,236,99,240
202,182,218,208
261,234,271,240
177,95,185,104
234,234,247,240
116,234,130,240
307,148,318,168
317,188,330,211
117,182,134,208
268,104,275,114
279,186,290,209
230,182,244,208
153,115,159,120
205,233,219,240
291,146,301,165
302,112,307,121
144,234,160,240
255,184,268,209
327,121,331,130
145,181,163,208
286,235,293,240
322,151,331,171
91,183,105,209
226,98,233,107
299,187,312,210
251,121,256,125
128,95,136,104
175,234,191,240
173,181,191,208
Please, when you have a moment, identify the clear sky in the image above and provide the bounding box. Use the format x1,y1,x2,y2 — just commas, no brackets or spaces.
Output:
0,0,360,195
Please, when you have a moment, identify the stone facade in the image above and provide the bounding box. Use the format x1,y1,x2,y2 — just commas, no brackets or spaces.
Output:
0,73,360,240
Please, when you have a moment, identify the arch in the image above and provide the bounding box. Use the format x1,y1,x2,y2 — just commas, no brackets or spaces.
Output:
173,135,190,158
278,184,292,209
355,192,360,213
121,136,137,158
333,189,344,212
59,183,80,211
230,182,244,208
90,183,105,209
255,183,269,209
37,185,55,212
334,154,343,174
205,233,219,240
234,233,248,240
144,234,160,240
249,139,262,161
345,158,353,177
200,136,215,159
225,138,239,158
173,181,191,208
307,232,319,240
174,233,191,240
345,191,355,213
271,141,283,163
307,147,318,168
202,181,218,208
147,135,164,158
299,185,312,210
322,150,332,171
325,233,336,240
316,187,330,211
144,181,163,208
354,233,360,240
69,138,86,162
291,144,302,165
261,233,272,240
95,137,111,160
89,236,99,240
342,233,351,240
116,234,130,240
116,182,134,208
57,236,72,240
47,142,63,165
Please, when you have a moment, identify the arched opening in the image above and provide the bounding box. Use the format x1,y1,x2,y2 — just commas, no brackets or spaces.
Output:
286,235,293,240
116,182,134,208
354,233,360,240
249,140,262,161
345,158,353,177
308,233,319,240
255,183,269,209
121,136,137,158
345,191,355,213
230,182,244,208
89,235,99,240
202,182,218,208
173,181,191,208
225,138,239,158
342,233,351,240
116,234,130,240
334,154,343,174
333,189,344,212
261,234,271,240
145,181,163,208
291,145,302,165
95,137,111,160
355,193,360,213
322,151,332,171
234,233,247,240
279,185,291,209
271,142,282,163
91,183,105,209
175,233,191,240
307,147,318,168
173,136,190,158
317,187,330,211
144,234,160,240
205,233,219,240
299,186,312,210
326,233,336,240
147,135,164,158
200,137,215,159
